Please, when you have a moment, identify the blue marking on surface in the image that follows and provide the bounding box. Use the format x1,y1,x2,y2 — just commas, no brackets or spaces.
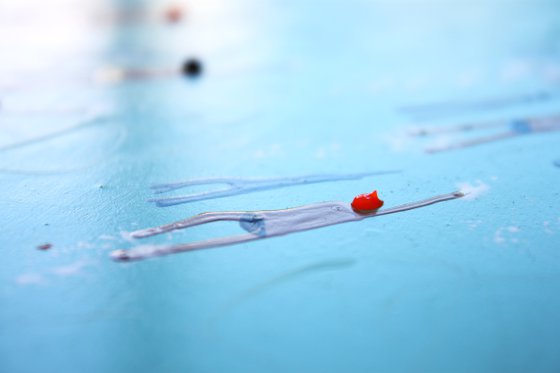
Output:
510,119,533,134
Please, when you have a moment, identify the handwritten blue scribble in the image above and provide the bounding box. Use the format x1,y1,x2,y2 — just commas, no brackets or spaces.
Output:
149,171,400,207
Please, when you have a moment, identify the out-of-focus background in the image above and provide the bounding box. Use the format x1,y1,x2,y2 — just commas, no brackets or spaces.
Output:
1,0,560,372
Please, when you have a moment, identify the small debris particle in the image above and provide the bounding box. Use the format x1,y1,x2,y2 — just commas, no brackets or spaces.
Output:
37,243,52,251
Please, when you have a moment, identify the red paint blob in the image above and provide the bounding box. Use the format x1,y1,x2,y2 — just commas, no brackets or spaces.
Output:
165,5,183,23
351,190,384,213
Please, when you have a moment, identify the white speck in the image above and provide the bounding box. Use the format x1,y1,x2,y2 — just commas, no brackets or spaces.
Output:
99,234,116,240
384,130,415,152
95,66,126,84
426,135,454,152
494,228,506,244
544,221,554,234
120,230,135,242
52,261,90,276
314,143,341,160
494,226,520,245
315,148,326,159
16,273,44,285
466,219,482,230
77,241,95,249
456,180,490,201
501,60,532,82
254,143,283,159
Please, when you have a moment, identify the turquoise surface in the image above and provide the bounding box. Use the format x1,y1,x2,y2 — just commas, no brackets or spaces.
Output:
1,0,560,372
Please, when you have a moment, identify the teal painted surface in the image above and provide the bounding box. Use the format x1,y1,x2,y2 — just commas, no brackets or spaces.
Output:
1,0,560,372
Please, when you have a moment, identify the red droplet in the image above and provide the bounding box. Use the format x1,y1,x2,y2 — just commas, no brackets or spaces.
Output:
165,5,183,23
351,190,384,213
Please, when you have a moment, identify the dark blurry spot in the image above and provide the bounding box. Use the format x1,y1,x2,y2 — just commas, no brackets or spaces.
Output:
554,159,560,168
37,243,52,251
182,58,202,78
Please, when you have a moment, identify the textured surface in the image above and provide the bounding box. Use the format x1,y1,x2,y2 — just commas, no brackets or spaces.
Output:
1,0,560,372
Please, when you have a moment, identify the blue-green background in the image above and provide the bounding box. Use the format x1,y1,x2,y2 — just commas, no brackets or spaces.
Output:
1,0,560,372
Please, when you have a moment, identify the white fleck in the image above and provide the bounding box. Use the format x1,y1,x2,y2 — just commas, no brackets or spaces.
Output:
466,219,482,230
315,148,326,159
94,66,126,84
494,228,506,244
501,60,532,82
52,260,90,276
120,230,135,242
494,226,520,245
314,143,341,160
426,135,454,152
254,143,283,159
77,241,95,249
99,234,116,240
384,130,415,152
456,180,490,201
544,221,553,234
16,273,44,285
